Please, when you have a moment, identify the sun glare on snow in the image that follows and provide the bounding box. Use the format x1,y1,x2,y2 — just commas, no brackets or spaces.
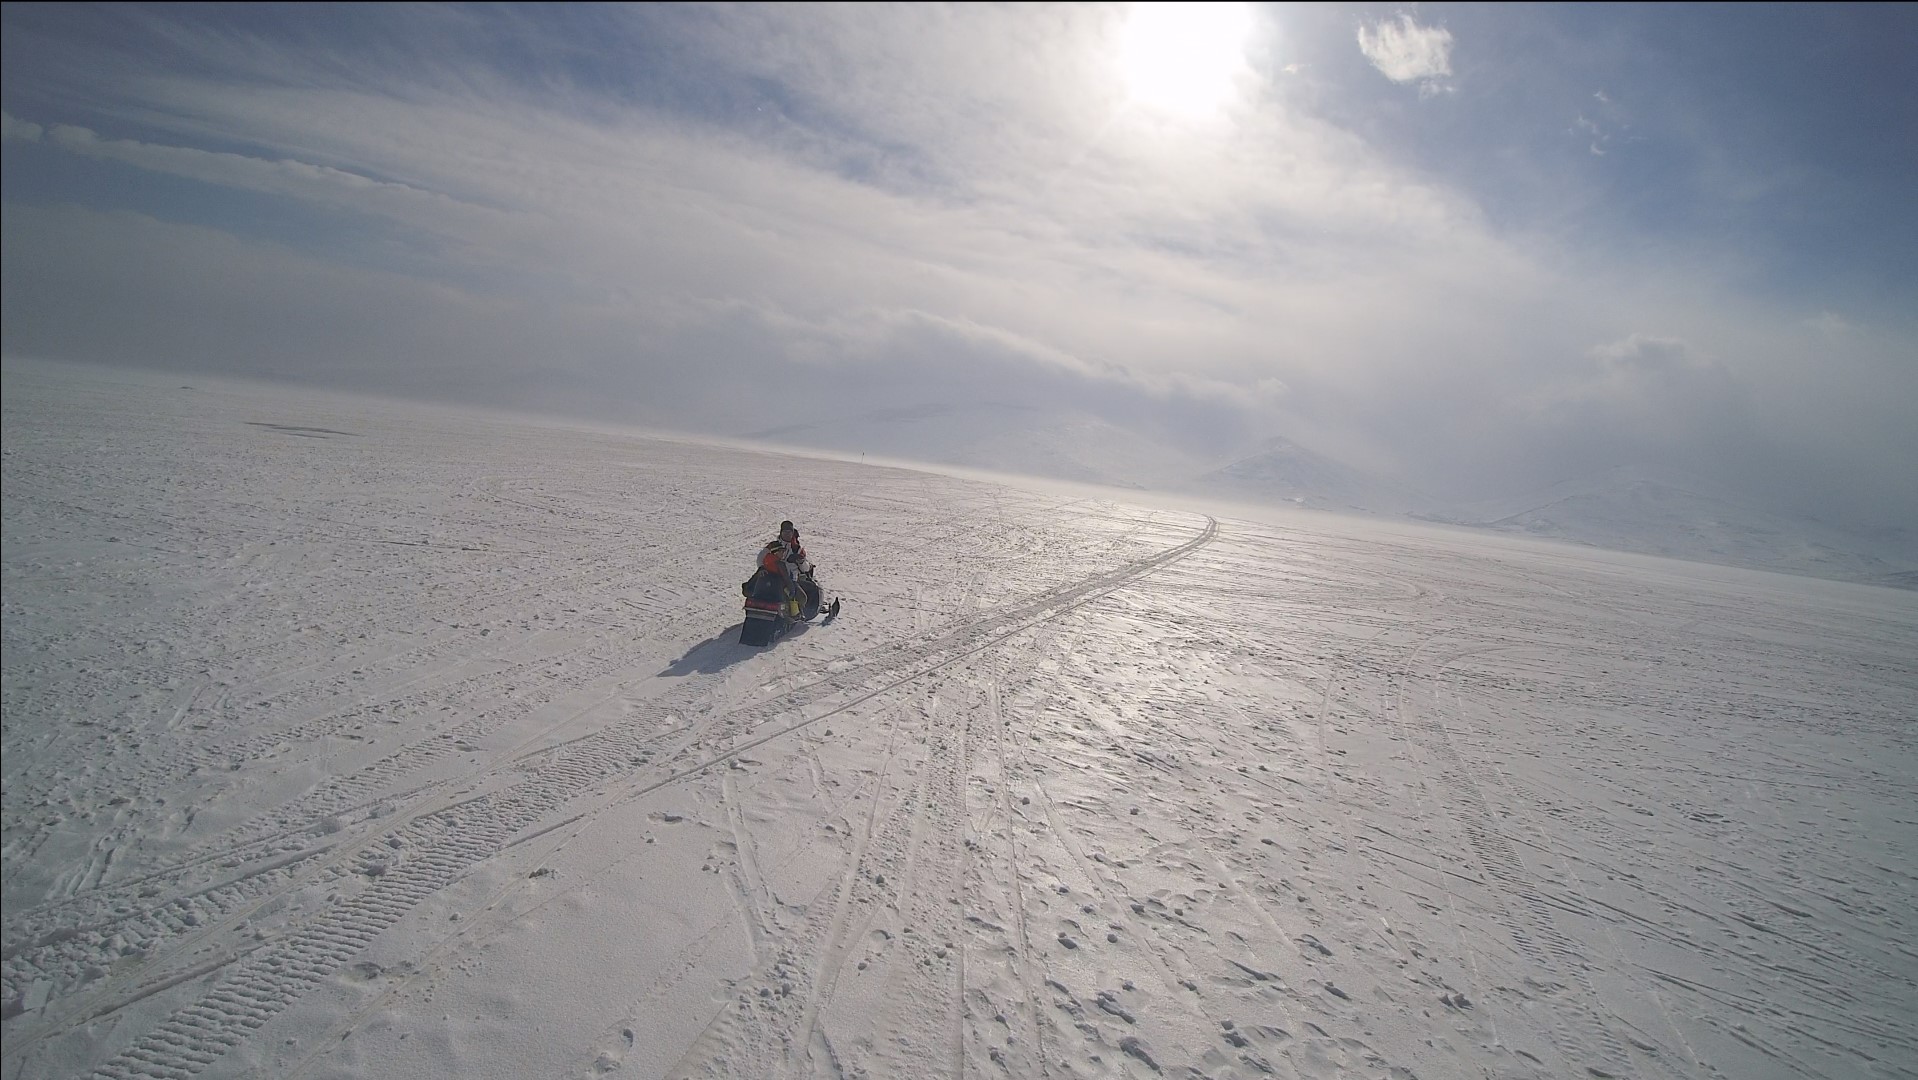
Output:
1115,1,1255,119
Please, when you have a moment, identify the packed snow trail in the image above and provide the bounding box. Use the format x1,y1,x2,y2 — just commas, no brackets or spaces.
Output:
3,361,1915,1080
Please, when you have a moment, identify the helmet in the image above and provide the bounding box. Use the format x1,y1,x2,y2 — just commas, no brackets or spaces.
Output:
779,520,797,540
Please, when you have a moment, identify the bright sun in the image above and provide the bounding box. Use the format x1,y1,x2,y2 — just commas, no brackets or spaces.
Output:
1115,1,1255,120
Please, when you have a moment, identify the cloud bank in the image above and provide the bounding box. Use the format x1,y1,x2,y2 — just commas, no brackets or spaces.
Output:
2,4,1913,532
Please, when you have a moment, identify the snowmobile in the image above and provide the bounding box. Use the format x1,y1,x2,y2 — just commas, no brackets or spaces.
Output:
740,564,839,646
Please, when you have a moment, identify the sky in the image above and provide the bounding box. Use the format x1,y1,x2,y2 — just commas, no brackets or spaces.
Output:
3,2,1914,532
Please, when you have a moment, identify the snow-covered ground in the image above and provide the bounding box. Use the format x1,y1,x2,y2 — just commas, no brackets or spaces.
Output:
4,359,1915,1080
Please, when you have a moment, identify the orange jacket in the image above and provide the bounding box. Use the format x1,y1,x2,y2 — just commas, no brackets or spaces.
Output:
759,540,791,578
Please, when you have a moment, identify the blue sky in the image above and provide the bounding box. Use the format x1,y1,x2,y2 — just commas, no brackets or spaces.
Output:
3,3,1913,531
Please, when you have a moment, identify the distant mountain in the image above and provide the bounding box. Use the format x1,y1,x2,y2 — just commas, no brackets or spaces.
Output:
749,402,1204,489
1420,468,1917,586
1190,435,1431,515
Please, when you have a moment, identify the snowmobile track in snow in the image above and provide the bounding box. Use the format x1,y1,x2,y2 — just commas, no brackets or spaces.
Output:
20,514,1214,1080
13,366,1917,1080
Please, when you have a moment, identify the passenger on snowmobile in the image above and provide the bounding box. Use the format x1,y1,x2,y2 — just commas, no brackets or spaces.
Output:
753,520,809,617
755,540,797,615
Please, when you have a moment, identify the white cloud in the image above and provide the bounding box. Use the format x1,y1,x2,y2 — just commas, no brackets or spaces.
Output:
45,122,434,202
1589,334,1704,375
0,11,1509,403
1,110,45,142
1806,310,1853,337
1357,14,1454,92
1506,333,1752,479
3,5,1913,529
1575,116,1608,155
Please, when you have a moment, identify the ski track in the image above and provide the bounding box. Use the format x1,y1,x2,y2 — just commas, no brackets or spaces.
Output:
4,363,1916,1080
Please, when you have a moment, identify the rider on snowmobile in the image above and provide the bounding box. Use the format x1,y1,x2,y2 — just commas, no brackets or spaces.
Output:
778,521,809,573
757,520,808,616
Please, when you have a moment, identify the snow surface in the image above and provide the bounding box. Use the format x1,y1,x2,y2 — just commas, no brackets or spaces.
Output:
4,359,1916,1080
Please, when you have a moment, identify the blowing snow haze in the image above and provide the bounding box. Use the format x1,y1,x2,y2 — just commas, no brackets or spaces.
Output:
4,3,1916,574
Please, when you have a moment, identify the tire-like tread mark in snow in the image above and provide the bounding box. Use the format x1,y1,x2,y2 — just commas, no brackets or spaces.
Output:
77,515,1215,1079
